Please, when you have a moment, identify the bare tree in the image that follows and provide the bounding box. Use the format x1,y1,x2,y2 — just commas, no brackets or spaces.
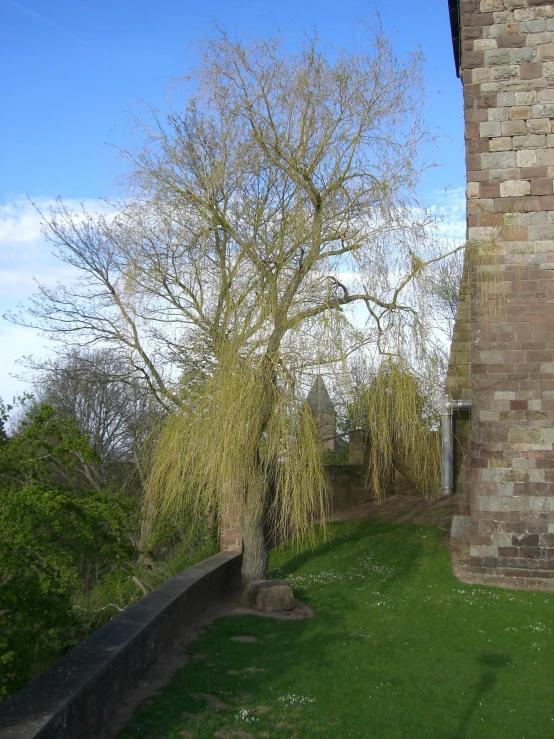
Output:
27,349,162,488
424,247,464,339
9,25,457,584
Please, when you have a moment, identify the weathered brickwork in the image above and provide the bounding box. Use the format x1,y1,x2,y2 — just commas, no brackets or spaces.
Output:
450,0,554,590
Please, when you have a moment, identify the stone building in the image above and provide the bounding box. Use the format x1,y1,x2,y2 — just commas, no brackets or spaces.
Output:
307,375,338,452
448,0,554,589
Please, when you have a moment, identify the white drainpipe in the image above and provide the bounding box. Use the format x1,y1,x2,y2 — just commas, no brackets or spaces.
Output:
441,394,472,496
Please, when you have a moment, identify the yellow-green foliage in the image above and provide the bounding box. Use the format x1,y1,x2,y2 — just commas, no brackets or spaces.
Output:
141,351,329,551
357,359,441,500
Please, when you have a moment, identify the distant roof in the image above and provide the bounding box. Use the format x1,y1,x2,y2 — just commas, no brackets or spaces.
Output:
448,0,461,78
307,376,335,414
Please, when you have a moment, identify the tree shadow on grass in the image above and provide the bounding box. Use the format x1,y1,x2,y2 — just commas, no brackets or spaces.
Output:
271,520,427,597
117,521,430,738
453,652,512,739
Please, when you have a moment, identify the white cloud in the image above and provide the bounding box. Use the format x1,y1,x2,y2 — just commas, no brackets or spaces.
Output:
0,196,114,399
429,187,466,242
0,196,116,300
0,191,469,400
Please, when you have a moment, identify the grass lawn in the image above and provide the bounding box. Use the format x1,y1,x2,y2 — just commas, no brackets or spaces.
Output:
117,521,554,738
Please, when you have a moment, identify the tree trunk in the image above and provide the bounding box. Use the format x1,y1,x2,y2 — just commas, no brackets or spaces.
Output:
239,356,277,588
240,480,269,588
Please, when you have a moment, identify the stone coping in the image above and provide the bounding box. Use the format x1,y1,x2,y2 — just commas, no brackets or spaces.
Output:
0,551,242,739
454,563,554,592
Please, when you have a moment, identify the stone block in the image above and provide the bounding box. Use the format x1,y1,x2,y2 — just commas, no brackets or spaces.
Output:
482,151,518,168
544,61,554,77
468,198,494,213
509,105,532,119
470,545,499,557
513,48,539,64
501,119,527,135
520,62,544,79
534,6,554,19
531,178,553,195
491,64,520,79
498,91,516,106
514,9,535,21
520,20,548,34
464,51,486,68
498,34,526,49
528,118,551,134
241,579,291,607
538,88,554,102
481,120,502,138
531,102,554,117
512,134,547,149
474,67,493,83
539,43,554,60
486,48,514,66
499,179,531,196
480,0,503,10
488,106,509,121
537,148,554,164
256,584,295,612
515,91,538,105
516,149,538,166
490,166,519,179
476,38,499,50
527,32,553,47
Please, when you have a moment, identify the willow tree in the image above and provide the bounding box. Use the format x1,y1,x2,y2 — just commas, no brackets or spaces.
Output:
12,24,452,584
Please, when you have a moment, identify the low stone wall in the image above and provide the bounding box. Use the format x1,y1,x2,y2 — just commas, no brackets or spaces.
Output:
0,551,242,739
326,464,423,513
326,464,371,512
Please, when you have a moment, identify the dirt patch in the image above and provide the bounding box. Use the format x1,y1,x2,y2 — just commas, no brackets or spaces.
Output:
329,493,456,532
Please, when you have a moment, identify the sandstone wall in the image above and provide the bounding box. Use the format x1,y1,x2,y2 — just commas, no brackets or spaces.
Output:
453,0,554,589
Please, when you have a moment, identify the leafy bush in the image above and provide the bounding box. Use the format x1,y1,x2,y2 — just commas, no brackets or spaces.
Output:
0,401,134,701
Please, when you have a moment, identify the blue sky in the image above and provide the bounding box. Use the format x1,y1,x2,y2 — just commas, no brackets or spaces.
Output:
0,0,466,399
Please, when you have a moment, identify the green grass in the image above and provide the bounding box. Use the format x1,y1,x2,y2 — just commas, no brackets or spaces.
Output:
117,522,554,738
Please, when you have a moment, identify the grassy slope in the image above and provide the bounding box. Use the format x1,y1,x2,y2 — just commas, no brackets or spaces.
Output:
117,522,554,739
